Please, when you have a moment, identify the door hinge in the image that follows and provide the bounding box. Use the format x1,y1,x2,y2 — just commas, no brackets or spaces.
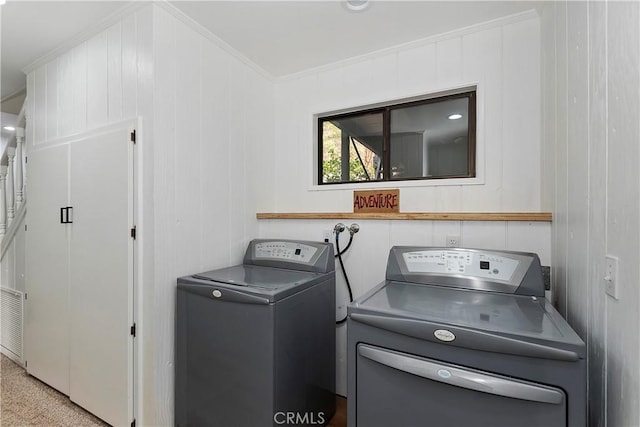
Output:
131,419,136,427
24,224,27,231
25,360,27,368
130,130,136,144
130,226,137,240
24,293,27,300
130,323,136,337
25,156,27,164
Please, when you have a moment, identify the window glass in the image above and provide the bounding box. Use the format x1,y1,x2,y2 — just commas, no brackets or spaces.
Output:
318,90,475,185
390,97,470,179
320,113,383,184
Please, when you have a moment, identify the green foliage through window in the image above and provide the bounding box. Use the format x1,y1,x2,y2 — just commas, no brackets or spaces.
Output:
321,122,378,183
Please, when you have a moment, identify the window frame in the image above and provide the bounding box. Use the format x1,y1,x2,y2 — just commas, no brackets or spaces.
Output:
317,89,477,186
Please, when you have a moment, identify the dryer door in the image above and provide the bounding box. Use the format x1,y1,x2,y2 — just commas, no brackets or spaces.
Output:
356,344,567,427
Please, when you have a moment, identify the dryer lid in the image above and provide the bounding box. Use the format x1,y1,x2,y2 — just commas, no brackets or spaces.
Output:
352,281,584,352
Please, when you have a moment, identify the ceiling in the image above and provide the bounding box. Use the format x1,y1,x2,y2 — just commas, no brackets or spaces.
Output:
1,1,543,102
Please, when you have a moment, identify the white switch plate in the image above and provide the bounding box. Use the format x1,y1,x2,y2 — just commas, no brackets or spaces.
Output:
322,229,332,243
605,255,619,299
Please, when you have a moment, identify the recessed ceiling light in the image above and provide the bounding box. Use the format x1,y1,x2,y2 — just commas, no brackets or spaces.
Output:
345,0,370,12
448,114,462,120
3,126,15,131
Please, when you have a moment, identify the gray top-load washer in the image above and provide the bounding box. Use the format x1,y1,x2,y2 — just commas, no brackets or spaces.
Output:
176,239,336,427
347,247,586,427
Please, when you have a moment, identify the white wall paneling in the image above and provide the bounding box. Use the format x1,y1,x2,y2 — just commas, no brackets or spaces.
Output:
150,6,274,424
436,36,462,88
26,73,35,145
586,2,607,425
460,27,501,208
244,69,275,235
565,0,589,348
200,37,231,270
552,1,569,314
121,13,138,120
272,12,542,214
46,59,58,141
33,67,47,144
150,8,178,425
604,3,640,426
174,16,202,279
540,4,556,213
227,58,249,263
71,42,88,135
543,1,640,426
107,23,124,122
86,32,109,129
58,51,74,137
134,6,155,424
501,18,541,211
460,221,506,250
397,43,437,96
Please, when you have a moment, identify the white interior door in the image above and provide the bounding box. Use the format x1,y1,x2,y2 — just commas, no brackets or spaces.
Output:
25,144,71,394
68,127,133,426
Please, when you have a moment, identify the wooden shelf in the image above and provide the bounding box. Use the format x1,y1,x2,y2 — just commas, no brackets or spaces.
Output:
256,212,552,222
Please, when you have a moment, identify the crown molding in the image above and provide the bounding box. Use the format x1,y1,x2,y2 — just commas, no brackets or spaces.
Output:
277,9,540,83
154,1,275,82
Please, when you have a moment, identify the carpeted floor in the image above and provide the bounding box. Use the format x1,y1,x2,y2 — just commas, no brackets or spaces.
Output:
0,354,108,427
1,353,347,427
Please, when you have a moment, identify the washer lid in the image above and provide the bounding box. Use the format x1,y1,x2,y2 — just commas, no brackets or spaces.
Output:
180,265,331,302
351,281,585,356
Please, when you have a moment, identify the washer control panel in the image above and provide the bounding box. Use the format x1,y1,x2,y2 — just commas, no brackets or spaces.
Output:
244,239,334,273
403,250,520,281
255,241,318,263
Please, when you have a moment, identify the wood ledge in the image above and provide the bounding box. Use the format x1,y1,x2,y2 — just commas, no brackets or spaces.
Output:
256,212,552,222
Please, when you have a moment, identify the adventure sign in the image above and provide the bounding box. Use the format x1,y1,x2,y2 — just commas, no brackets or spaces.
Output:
353,189,400,213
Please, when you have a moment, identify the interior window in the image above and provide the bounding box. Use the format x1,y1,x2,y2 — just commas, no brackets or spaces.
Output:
318,90,476,185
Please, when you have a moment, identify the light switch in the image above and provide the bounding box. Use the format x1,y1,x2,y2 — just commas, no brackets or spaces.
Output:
605,255,619,300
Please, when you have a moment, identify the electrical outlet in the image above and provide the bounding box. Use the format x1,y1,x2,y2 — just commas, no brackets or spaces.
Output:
446,235,460,247
605,255,619,299
323,229,332,243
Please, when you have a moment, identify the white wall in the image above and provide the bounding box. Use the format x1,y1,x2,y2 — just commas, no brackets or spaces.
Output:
267,11,541,213
150,5,274,425
25,4,275,425
542,2,640,426
259,11,550,396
